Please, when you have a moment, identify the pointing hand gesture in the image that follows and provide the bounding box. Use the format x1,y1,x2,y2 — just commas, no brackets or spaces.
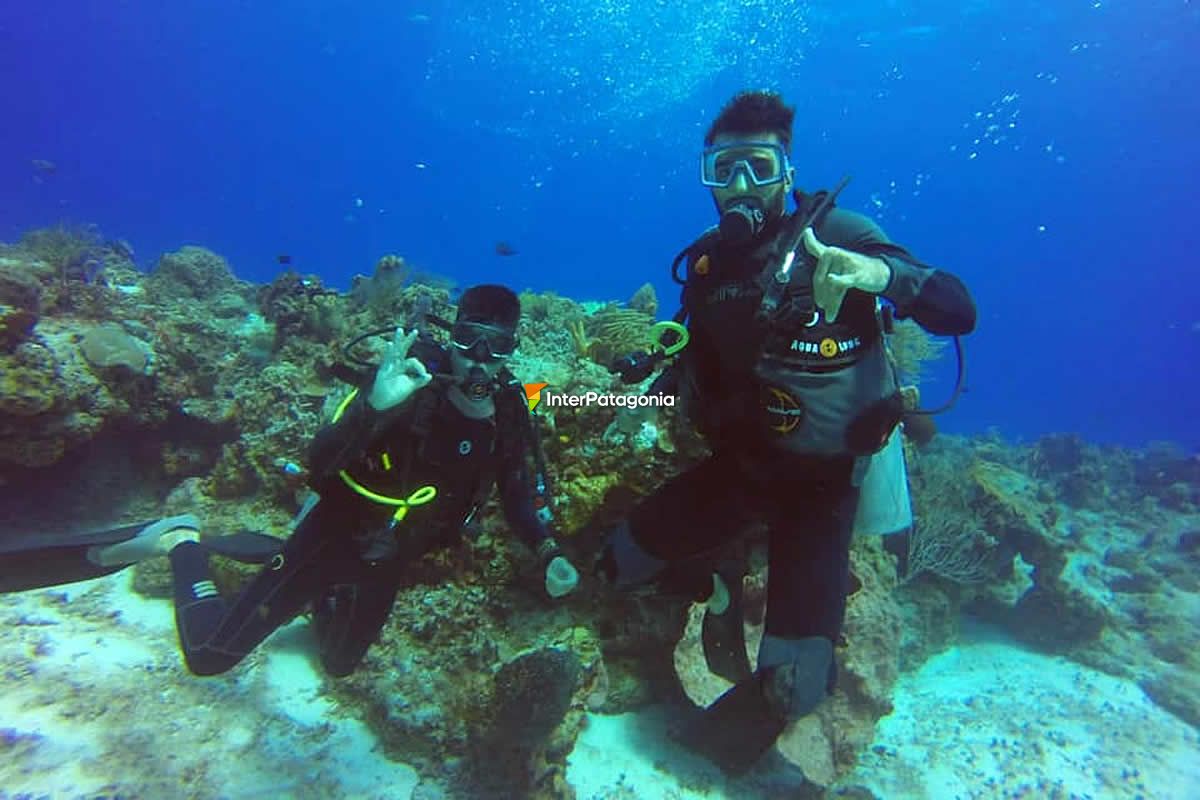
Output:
803,227,891,323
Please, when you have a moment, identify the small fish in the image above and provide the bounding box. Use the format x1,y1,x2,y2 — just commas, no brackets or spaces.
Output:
278,254,293,266
494,241,518,257
31,158,57,175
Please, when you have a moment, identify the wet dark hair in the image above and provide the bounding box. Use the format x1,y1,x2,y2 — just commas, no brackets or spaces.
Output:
704,90,796,151
456,284,520,331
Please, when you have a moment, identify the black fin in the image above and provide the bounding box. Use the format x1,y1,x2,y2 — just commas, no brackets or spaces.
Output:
0,525,285,593
0,522,148,593
202,531,283,564
673,676,788,775
701,566,752,684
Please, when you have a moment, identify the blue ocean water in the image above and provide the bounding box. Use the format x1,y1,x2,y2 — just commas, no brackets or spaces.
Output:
2,0,1197,446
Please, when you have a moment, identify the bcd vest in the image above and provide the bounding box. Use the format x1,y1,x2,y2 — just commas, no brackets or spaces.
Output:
679,209,902,457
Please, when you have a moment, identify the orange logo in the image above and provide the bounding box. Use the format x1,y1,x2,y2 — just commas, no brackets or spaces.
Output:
523,383,549,411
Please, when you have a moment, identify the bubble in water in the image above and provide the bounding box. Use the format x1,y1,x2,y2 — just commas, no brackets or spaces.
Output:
420,0,817,144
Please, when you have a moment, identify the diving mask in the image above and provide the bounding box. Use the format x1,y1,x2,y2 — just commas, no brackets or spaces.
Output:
451,321,516,362
700,141,791,188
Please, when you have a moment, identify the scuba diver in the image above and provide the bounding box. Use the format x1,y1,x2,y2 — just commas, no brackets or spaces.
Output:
1,284,579,677
596,90,977,776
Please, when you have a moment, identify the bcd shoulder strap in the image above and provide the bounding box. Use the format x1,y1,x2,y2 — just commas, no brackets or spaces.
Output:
756,186,844,323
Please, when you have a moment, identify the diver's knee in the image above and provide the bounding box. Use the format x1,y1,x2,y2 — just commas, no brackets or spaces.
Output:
594,520,666,590
758,635,835,720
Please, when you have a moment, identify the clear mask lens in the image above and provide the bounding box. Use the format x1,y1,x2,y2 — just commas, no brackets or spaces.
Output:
451,322,515,361
701,142,789,188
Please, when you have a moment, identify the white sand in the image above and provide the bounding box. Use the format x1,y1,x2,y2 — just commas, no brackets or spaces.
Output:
3,573,1197,800
847,626,1200,800
567,625,1200,800
567,706,725,799
0,570,418,800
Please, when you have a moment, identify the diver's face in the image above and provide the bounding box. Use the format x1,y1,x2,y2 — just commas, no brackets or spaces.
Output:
449,348,505,385
708,131,793,222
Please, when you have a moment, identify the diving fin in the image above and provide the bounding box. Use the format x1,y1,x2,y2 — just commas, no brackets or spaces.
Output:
87,514,200,566
198,530,283,564
672,674,788,776
0,522,150,593
0,521,283,595
701,567,752,684
91,521,283,567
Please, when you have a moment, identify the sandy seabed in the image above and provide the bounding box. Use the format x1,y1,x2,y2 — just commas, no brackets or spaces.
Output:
2,574,1196,800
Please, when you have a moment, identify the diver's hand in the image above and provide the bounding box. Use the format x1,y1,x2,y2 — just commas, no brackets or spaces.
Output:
803,227,891,322
367,328,432,411
545,555,580,598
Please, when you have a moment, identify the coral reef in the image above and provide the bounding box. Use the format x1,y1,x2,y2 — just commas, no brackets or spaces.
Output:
14,224,106,285
901,434,1200,728
627,282,658,316
887,318,946,381
257,269,344,346
78,321,154,373
565,303,656,368
2,223,1197,797
349,253,410,317
463,647,583,796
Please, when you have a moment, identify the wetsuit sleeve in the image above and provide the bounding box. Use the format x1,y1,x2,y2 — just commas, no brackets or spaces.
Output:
819,208,977,336
495,407,557,560
306,385,414,487
878,255,976,336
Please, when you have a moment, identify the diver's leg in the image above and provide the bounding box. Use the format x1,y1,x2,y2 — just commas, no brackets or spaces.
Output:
677,458,860,775
599,453,759,685
748,465,861,782
596,453,753,591
311,568,401,677
757,460,860,698
312,522,461,676
167,502,351,675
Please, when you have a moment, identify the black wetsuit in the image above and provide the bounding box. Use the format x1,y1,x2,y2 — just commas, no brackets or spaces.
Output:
607,199,976,700
167,377,552,677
